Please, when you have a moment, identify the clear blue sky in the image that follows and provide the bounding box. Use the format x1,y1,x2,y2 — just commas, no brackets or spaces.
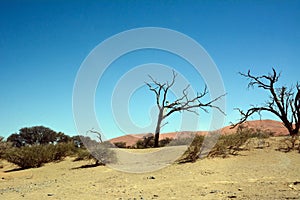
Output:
0,0,299,139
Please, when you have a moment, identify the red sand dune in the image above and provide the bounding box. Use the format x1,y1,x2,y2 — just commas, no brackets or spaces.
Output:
221,119,288,136
109,120,289,147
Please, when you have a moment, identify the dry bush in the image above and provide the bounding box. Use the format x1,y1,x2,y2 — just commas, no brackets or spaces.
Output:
5,145,48,168
4,143,76,169
0,137,11,158
134,136,187,149
168,135,195,146
177,135,204,163
159,137,173,147
113,142,127,148
73,143,116,165
135,138,155,149
177,128,272,163
73,149,92,161
0,137,12,168
276,136,300,153
208,128,271,158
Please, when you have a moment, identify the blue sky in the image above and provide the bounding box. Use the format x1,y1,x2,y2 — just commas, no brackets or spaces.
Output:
0,0,299,139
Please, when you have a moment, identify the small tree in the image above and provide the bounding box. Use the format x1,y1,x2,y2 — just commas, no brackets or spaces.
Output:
232,68,300,146
7,126,69,147
146,70,225,147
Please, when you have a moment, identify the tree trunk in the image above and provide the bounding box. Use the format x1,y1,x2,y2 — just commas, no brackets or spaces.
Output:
154,109,164,147
290,129,299,148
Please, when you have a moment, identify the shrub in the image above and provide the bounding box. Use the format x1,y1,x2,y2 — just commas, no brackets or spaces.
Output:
177,128,272,163
134,137,173,148
0,137,11,159
73,149,92,161
135,138,155,149
91,144,116,165
159,137,173,147
113,142,127,148
276,136,300,153
50,142,77,161
4,143,76,169
0,137,12,168
168,136,195,146
5,146,47,168
74,143,116,165
135,139,144,149
177,135,204,163
208,128,271,158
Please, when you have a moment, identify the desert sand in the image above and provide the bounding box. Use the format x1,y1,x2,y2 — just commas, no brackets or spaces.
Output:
1,137,300,200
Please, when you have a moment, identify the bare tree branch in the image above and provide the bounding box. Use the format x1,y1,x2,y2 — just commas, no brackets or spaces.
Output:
87,129,103,143
232,68,300,143
145,70,226,147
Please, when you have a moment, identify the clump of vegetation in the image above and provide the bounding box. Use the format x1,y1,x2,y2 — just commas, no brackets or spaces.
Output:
159,137,173,147
0,137,10,158
4,142,76,169
90,143,116,165
113,142,127,148
176,135,204,163
73,142,116,166
177,128,273,163
208,128,271,158
167,134,196,146
133,133,203,149
276,135,300,153
134,137,173,149
1,126,80,169
135,139,153,149
0,136,11,168
0,125,117,169
133,134,196,149
73,149,92,161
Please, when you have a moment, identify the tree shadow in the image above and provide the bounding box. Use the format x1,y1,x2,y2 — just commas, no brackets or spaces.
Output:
4,167,28,173
71,163,104,170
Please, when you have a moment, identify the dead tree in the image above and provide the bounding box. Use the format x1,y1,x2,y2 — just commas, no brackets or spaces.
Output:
87,129,103,143
232,68,300,146
146,70,225,147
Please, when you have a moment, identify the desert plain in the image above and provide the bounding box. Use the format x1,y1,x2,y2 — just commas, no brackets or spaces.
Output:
1,135,300,200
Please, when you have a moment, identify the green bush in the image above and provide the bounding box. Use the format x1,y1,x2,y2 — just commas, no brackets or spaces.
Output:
4,143,76,169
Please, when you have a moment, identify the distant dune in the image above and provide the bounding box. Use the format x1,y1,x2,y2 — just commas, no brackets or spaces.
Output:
221,119,288,136
109,120,288,146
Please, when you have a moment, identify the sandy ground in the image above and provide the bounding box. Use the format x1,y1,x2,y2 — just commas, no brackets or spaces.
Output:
1,137,300,200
